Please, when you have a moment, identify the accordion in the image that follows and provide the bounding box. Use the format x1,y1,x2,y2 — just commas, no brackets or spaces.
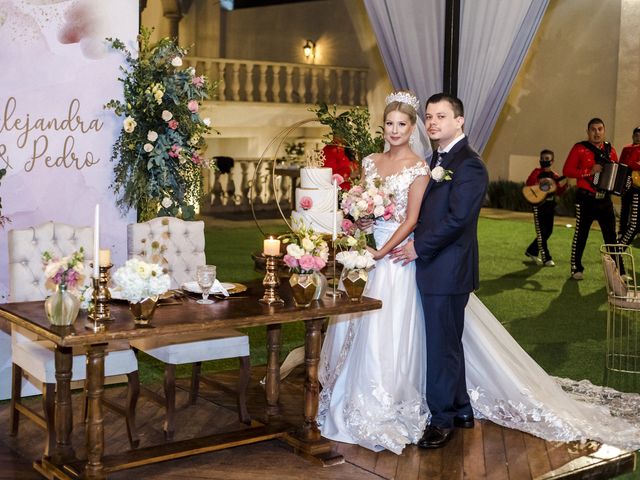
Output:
593,162,629,196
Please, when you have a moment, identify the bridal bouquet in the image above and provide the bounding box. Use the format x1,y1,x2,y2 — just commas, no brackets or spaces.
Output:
42,248,85,292
112,258,171,304
340,180,395,222
281,223,329,274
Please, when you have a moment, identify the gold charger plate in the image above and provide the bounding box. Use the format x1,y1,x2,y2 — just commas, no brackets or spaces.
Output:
226,282,247,295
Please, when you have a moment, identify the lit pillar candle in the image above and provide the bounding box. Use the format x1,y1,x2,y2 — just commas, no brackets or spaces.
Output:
99,249,111,267
332,179,338,241
93,204,100,278
263,237,281,256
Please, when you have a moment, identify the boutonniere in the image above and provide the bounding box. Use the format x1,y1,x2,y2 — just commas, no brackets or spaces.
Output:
431,166,453,183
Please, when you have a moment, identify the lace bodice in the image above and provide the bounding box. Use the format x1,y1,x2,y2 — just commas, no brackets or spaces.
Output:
362,155,429,223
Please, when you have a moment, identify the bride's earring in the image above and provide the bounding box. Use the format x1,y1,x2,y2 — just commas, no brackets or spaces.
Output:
409,137,414,146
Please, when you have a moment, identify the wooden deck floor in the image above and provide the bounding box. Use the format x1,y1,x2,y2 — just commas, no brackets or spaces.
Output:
0,366,636,480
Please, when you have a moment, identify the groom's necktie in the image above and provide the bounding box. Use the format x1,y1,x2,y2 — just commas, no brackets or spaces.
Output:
430,151,445,169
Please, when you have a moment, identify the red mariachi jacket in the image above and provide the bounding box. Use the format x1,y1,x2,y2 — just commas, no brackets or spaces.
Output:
562,142,618,193
620,144,640,171
525,168,567,197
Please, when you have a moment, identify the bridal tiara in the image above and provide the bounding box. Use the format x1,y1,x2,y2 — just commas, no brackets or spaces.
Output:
385,91,420,111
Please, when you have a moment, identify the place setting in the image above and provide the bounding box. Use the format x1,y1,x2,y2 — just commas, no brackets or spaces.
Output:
179,265,248,303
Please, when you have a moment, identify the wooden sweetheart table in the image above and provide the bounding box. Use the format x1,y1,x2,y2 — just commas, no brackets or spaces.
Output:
0,282,381,479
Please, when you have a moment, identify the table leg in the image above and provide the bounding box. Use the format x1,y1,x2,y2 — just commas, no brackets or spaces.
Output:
265,323,282,416
301,318,323,441
85,344,106,480
284,317,341,464
52,346,75,464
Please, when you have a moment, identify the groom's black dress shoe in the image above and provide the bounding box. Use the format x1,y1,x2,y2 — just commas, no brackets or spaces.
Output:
417,425,453,449
453,414,475,429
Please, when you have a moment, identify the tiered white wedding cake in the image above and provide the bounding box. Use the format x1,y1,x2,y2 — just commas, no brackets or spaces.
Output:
291,152,343,234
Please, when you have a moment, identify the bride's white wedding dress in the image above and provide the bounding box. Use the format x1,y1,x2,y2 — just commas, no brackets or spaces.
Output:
318,156,640,455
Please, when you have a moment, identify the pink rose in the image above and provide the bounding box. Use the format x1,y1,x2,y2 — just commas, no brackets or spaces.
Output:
192,76,204,88
283,254,299,269
313,256,327,271
299,196,313,210
383,204,395,220
191,152,203,164
168,145,182,158
168,119,179,130
188,100,199,113
298,254,316,271
341,218,354,234
332,173,344,185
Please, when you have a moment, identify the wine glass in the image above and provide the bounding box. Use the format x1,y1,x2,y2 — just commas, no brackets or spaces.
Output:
196,265,216,305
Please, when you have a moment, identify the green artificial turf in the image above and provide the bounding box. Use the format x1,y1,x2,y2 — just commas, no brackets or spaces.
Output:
137,215,640,395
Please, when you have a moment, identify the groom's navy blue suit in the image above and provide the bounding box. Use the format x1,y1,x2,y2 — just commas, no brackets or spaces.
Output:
413,136,488,429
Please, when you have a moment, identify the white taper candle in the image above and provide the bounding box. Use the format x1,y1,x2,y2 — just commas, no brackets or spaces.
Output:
93,204,100,278
332,179,338,241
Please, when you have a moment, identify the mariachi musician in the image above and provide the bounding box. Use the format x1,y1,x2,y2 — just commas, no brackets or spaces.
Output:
563,117,619,281
524,149,567,267
618,127,640,245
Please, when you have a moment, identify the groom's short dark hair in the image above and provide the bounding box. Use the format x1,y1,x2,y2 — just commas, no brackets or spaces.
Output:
426,93,464,118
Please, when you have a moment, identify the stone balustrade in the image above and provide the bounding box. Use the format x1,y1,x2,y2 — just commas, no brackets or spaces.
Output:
203,159,300,217
185,57,368,106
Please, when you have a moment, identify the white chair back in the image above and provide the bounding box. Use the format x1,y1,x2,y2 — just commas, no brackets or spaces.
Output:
127,217,206,289
8,222,94,302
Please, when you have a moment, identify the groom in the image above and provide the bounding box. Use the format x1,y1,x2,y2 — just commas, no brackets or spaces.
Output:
391,93,488,448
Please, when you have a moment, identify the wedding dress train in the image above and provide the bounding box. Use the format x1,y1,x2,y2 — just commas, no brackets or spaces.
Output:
318,157,640,455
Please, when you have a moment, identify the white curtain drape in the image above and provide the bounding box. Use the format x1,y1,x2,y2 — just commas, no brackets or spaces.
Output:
363,0,549,153
459,0,549,152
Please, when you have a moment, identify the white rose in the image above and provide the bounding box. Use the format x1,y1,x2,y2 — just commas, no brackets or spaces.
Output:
286,243,305,259
161,110,173,121
431,166,444,182
171,56,183,67
203,117,211,127
161,197,173,208
147,130,158,142
356,199,368,211
373,205,385,217
373,195,384,206
186,66,196,76
143,143,154,153
123,116,137,133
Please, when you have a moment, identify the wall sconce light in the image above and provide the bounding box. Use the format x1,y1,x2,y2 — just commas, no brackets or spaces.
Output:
303,39,316,60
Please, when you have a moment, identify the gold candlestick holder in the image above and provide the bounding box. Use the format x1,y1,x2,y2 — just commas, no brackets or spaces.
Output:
88,264,112,329
259,254,284,305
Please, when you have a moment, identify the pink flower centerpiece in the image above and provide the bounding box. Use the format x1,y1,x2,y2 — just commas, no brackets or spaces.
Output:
281,223,329,274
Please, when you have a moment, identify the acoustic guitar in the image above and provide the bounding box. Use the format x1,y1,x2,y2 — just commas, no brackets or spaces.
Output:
522,177,567,205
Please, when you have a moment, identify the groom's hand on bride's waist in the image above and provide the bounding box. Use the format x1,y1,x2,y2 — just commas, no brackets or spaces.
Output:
390,240,417,266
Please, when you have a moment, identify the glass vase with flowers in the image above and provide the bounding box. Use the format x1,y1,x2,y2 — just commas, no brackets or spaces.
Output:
42,248,85,326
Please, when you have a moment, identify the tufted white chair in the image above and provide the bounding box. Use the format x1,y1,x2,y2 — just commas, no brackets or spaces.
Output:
7,222,140,453
128,217,250,440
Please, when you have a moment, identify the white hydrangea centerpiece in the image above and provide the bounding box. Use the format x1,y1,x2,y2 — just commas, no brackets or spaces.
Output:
112,258,170,304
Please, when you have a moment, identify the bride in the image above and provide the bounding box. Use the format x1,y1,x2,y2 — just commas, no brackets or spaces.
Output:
317,91,640,455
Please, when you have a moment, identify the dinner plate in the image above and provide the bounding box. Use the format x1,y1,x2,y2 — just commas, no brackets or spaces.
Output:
181,281,236,294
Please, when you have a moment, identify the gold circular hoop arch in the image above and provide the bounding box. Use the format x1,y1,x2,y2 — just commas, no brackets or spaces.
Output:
249,117,324,236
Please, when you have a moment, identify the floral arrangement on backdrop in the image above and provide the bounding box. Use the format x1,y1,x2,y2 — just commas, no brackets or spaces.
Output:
112,258,170,304
335,230,375,271
42,248,85,292
280,223,329,274
105,27,217,221
311,103,384,165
